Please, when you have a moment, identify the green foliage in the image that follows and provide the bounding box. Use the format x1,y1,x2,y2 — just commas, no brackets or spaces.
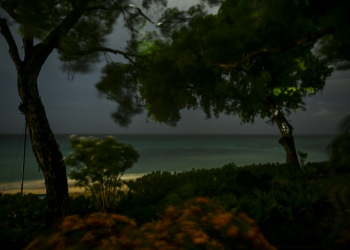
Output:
0,193,48,250
337,114,350,134
215,178,327,223
235,168,273,193
327,133,350,173
297,150,308,168
65,135,139,212
116,161,328,220
114,161,332,247
316,1,350,70
69,195,96,215
164,183,197,207
98,0,334,128
1,0,169,74
95,63,143,126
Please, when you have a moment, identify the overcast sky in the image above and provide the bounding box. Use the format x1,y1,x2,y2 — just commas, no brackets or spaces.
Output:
0,0,349,135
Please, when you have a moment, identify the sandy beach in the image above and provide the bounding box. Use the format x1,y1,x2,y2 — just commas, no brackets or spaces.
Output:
0,176,138,196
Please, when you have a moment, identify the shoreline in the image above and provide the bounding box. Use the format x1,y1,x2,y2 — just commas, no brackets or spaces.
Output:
0,176,140,195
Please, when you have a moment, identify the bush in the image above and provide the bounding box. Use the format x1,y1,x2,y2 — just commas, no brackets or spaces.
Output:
120,161,331,246
65,135,139,212
25,197,276,250
297,150,309,168
327,133,350,173
117,161,329,224
25,212,137,250
213,179,328,224
0,193,48,250
335,227,350,250
69,195,96,215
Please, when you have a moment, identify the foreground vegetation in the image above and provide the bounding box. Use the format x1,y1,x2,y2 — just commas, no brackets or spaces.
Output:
1,160,350,249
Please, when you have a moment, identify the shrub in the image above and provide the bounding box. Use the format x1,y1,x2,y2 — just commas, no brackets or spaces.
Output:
297,150,308,168
0,193,48,250
69,195,96,215
336,227,350,250
65,135,139,213
327,133,350,173
25,198,276,250
25,212,137,250
212,178,330,246
235,169,273,193
117,161,329,224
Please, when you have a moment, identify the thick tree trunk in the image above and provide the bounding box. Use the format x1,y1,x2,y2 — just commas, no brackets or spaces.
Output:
278,134,300,166
18,63,70,222
1,5,85,225
267,103,301,170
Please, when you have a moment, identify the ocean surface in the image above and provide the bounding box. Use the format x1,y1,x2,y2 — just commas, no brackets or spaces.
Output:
0,134,334,186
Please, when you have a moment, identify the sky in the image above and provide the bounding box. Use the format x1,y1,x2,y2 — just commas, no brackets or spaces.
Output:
0,0,349,135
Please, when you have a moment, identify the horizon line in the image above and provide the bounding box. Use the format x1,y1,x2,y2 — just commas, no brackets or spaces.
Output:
0,133,338,136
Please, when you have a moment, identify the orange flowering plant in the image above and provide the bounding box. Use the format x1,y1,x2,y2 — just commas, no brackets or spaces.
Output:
25,212,137,250
26,197,276,250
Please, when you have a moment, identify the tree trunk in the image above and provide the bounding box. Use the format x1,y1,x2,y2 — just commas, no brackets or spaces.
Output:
1,7,85,225
18,62,70,223
267,103,301,170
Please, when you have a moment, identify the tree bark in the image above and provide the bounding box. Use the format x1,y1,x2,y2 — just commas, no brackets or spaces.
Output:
1,6,85,224
17,62,70,223
265,101,301,170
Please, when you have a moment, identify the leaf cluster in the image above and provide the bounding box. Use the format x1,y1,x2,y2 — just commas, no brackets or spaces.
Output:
99,0,334,127
66,135,139,177
316,0,350,70
1,0,72,39
116,161,329,223
65,135,139,212
327,133,350,173
96,63,143,126
0,193,48,250
0,0,168,74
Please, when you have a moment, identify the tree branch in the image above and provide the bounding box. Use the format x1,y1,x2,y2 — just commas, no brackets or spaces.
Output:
85,5,109,12
0,18,21,69
43,7,83,48
23,36,34,60
60,46,150,65
219,27,334,69
1,3,22,22
29,4,85,69
128,4,155,24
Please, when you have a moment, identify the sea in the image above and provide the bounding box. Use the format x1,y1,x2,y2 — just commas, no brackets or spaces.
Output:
0,134,334,188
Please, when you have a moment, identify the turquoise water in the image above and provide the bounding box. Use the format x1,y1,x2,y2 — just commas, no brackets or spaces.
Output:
0,134,333,184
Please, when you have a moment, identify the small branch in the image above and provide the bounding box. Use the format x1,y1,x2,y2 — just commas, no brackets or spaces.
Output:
0,18,21,69
219,27,334,69
85,5,109,12
60,46,148,65
129,4,155,24
1,4,22,22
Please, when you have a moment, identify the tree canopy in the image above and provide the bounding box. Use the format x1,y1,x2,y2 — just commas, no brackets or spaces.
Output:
97,0,337,126
96,0,350,167
0,0,169,220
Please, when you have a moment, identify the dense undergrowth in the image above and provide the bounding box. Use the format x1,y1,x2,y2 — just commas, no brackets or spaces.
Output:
1,161,349,249
115,161,333,246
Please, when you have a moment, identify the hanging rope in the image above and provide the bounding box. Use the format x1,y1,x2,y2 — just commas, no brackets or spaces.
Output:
20,122,27,195
5,121,26,193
